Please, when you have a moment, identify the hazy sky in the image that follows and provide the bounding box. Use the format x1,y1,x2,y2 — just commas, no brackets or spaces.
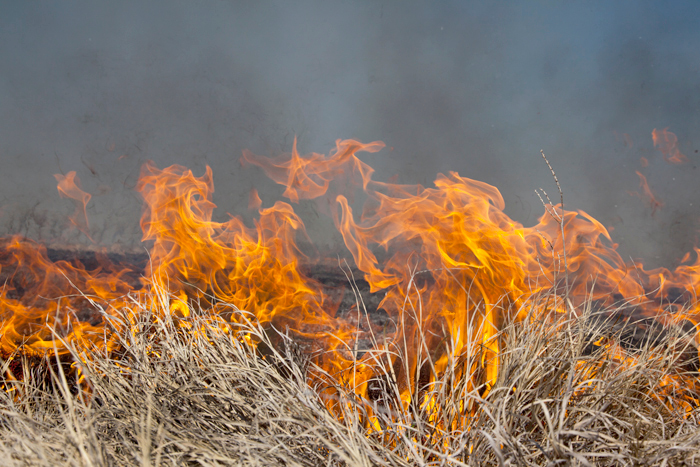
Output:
1,1,699,267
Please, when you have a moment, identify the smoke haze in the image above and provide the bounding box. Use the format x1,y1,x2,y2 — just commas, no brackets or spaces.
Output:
1,1,699,267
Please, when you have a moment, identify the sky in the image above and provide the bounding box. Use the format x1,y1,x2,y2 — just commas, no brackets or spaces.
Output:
1,1,699,268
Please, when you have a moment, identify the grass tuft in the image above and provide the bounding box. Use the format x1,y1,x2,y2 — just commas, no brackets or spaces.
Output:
1,285,699,466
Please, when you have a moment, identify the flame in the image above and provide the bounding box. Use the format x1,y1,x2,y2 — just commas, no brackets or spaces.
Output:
134,161,357,373
652,128,688,165
2,137,700,416
0,236,134,357
248,188,262,210
54,171,93,240
629,170,663,214
239,139,695,398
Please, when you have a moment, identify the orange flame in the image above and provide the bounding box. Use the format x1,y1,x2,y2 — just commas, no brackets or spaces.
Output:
248,188,262,210
652,128,688,165
0,236,134,357
54,171,93,240
2,137,699,413
134,161,358,375
239,139,689,395
629,170,663,215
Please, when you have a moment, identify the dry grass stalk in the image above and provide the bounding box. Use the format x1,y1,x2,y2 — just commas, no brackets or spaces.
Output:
1,284,699,466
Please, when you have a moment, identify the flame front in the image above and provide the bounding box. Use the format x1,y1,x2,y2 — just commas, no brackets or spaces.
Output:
0,237,133,356
1,138,699,413
135,161,358,359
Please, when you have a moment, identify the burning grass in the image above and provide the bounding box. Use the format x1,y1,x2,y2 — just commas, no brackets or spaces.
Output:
3,138,700,465
1,285,699,466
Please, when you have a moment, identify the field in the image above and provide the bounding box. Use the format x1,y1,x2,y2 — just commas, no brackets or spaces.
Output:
3,140,700,466
2,283,699,466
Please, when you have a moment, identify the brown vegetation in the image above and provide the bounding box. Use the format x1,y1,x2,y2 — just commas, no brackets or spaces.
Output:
1,284,699,466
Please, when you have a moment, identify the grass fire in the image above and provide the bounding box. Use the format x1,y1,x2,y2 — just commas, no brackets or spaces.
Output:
2,139,700,466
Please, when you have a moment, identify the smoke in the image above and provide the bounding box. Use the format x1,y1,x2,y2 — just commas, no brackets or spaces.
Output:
1,0,699,266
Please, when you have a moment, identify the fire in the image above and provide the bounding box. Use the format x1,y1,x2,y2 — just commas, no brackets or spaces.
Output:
248,188,262,211
1,136,699,415
0,236,134,357
134,161,358,374
630,170,664,214
652,127,688,165
54,171,93,240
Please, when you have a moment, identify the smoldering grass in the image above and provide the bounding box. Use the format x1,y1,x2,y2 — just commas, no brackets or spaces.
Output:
1,283,700,466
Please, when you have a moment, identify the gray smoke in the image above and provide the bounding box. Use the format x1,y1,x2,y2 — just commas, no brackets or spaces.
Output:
1,0,699,268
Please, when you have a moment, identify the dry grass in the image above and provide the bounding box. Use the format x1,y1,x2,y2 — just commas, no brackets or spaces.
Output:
1,286,700,466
